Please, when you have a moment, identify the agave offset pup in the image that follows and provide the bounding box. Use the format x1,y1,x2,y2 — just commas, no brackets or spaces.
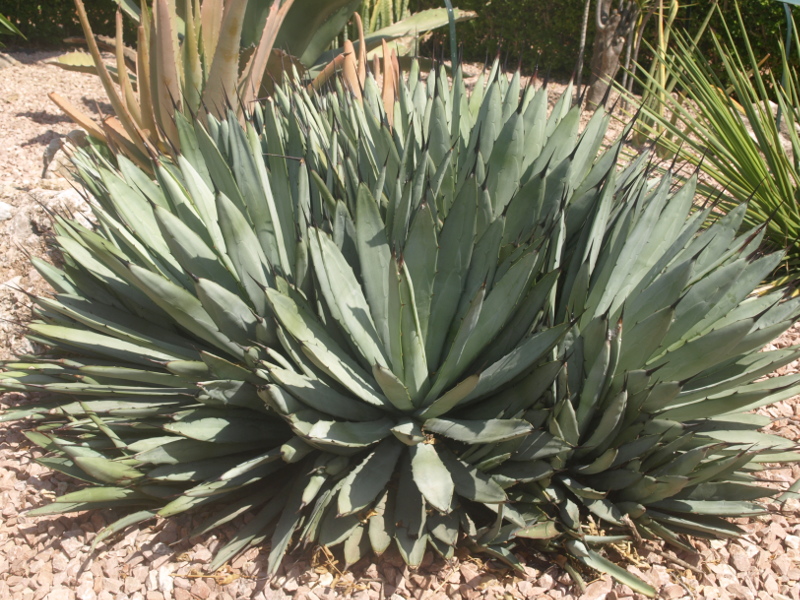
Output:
2,63,800,594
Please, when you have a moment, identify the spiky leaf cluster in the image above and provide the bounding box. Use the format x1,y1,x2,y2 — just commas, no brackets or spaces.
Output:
3,64,800,594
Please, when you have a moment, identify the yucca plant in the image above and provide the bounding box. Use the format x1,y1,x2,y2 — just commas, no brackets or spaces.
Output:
3,63,800,595
624,1,800,283
0,12,23,43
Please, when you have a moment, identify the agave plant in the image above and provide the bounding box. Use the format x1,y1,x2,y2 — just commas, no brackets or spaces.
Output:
48,0,475,168
3,63,800,595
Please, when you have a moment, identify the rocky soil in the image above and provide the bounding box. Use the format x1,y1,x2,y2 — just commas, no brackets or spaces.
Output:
0,50,798,600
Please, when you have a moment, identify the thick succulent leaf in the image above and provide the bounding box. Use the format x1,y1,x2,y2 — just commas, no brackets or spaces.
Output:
215,192,271,316
72,456,143,484
124,263,242,357
27,487,156,516
649,499,764,516
309,228,387,368
91,510,157,551
647,510,745,538
579,391,627,456
395,454,426,537
368,490,395,555
410,443,454,513
425,177,477,370
403,204,438,341
514,520,559,540
164,413,286,444
355,184,392,353
35,457,104,485
461,323,571,405
154,206,238,292
269,367,384,421
209,493,286,572
492,460,552,483
194,277,258,346
436,447,507,504
573,543,656,597
25,324,183,367
266,473,313,574
417,375,480,420
265,289,387,407
372,364,415,412
273,0,362,67
512,431,572,462
398,260,430,403
428,250,539,398
305,419,394,449
423,418,533,444
338,438,403,516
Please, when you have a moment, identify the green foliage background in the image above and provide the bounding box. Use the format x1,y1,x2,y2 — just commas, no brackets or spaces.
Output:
410,0,588,75
410,0,794,80
682,0,793,70
0,0,117,45
0,0,793,78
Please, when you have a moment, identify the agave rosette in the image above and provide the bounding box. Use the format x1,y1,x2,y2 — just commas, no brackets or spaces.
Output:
2,63,800,594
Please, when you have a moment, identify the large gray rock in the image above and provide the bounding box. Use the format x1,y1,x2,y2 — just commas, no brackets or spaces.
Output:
0,52,19,69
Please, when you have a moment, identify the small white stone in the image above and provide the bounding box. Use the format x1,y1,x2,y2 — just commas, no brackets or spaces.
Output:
0,201,11,221
785,534,800,550
43,588,72,600
316,572,334,588
147,571,158,591
76,580,96,600
157,566,174,599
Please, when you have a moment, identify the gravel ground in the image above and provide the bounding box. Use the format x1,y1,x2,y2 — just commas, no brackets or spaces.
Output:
0,49,799,600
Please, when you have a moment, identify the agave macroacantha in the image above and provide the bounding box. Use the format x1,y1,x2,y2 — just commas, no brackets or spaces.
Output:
2,63,799,595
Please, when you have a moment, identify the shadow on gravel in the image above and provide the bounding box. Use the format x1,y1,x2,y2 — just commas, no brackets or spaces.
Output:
20,130,63,149
14,110,72,126
79,97,113,117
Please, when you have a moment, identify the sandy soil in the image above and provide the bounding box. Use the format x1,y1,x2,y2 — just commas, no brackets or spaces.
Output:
0,50,798,600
